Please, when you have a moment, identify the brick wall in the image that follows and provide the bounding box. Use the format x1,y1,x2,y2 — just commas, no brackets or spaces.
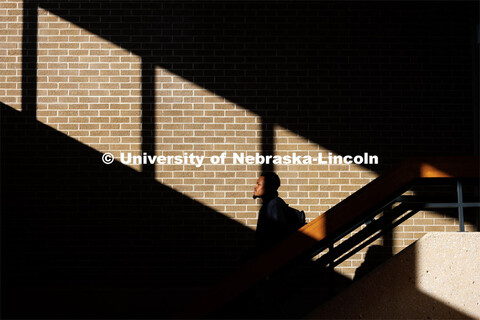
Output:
0,0,22,110
1,0,478,317
37,7,143,171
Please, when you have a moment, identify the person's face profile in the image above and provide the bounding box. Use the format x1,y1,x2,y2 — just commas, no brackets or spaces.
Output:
253,176,266,199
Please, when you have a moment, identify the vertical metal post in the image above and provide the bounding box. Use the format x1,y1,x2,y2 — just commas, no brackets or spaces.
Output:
328,243,334,297
457,180,465,232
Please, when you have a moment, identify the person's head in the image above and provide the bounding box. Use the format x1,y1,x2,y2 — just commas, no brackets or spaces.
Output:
253,172,280,200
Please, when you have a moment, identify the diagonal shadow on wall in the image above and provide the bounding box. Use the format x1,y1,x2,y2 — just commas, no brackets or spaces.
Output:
34,0,479,233
36,0,479,173
1,103,253,318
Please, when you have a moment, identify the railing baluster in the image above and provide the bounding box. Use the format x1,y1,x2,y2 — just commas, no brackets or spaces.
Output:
457,180,465,232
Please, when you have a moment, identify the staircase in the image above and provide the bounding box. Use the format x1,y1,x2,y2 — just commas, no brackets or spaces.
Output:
180,157,480,318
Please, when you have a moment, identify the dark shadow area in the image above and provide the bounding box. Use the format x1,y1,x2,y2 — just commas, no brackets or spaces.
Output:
141,58,156,178
354,245,392,281
0,105,360,319
261,117,275,173
21,0,37,118
36,0,479,173
212,257,352,319
1,104,254,318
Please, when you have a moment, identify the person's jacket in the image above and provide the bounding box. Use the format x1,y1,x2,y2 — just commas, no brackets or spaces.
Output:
255,196,292,252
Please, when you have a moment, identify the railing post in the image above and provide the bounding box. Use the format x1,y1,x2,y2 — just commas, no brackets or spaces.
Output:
457,180,465,232
328,243,335,297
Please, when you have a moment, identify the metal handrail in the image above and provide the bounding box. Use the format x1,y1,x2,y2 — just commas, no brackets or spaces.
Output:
180,157,480,318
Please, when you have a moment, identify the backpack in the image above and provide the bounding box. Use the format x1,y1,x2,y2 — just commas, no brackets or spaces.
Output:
287,205,306,230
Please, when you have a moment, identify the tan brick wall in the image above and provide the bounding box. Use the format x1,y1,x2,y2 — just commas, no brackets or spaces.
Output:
37,8,142,171
1,3,477,281
275,124,379,222
154,66,262,222
0,0,22,111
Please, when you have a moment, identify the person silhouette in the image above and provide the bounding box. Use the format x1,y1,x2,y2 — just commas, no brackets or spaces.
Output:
253,172,293,253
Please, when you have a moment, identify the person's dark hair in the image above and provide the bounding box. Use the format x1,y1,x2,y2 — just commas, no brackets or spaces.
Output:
261,171,281,197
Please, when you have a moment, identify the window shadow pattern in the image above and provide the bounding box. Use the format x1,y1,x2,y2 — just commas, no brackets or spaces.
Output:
2,0,480,318
37,0,479,172
33,0,479,244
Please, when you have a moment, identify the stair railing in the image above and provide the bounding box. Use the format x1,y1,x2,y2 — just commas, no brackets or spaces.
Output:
180,157,480,318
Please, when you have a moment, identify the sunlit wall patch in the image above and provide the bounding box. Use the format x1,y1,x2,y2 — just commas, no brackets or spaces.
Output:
36,8,142,171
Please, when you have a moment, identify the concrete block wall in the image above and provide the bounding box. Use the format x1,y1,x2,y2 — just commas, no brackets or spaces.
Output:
308,233,480,319
1,0,478,303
